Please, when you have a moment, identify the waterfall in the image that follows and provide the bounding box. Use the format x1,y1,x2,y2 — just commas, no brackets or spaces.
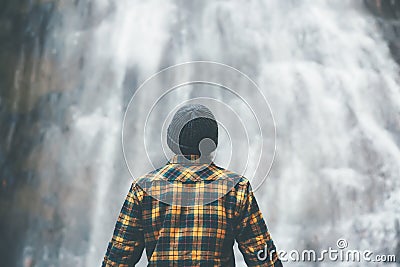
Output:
6,0,400,266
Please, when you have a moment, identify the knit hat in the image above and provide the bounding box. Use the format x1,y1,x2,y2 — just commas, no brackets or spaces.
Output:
167,104,218,156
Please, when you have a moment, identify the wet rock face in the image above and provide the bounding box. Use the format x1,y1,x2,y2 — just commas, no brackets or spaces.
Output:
1,0,112,265
0,1,57,267
364,0,400,64
364,0,400,19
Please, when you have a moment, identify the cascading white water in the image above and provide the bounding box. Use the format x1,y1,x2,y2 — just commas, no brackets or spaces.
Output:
32,0,400,266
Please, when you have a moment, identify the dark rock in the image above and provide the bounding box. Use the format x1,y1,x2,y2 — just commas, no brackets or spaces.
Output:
0,1,59,266
364,0,400,19
364,0,400,65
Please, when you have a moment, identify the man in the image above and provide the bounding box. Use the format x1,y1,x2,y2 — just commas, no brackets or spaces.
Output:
102,104,282,266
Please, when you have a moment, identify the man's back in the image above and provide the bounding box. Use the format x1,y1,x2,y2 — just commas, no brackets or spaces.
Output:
102,155,282,266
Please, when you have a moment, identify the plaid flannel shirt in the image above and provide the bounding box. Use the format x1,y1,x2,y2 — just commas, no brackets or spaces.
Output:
102,155,282,267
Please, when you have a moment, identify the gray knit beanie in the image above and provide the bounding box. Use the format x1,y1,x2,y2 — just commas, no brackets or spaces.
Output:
167,104,218,156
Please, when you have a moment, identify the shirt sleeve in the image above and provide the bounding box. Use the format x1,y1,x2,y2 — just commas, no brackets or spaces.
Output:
102,183,145,267
235,181,282,267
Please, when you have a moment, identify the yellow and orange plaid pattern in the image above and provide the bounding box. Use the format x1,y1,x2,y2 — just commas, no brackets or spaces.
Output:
102,155,282,266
